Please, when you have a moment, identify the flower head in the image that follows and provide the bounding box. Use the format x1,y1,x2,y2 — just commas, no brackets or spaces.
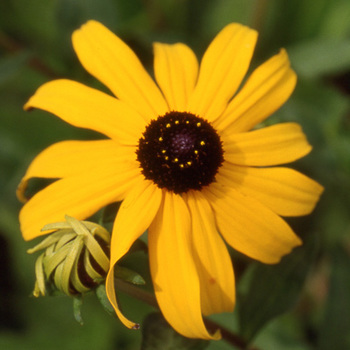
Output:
18,21,323,339
28,215,110,297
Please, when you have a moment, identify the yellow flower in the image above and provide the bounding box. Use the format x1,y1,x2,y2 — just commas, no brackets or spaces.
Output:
18,21,323,339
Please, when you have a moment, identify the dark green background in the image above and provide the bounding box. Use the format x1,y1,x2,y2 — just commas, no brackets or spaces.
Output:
1,0,350,349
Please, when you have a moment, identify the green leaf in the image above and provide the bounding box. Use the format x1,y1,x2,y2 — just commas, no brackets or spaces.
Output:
317,246,350,350
141,312,209,350
238,232,319,341
288,38,350,78
0,0,59,46
318,0,350,39
253,315,312,350
73,296,84,325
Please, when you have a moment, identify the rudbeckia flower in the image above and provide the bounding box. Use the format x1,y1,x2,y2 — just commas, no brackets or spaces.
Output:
18,21,323,339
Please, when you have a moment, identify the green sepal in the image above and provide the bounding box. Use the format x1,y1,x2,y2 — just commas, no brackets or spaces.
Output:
73,296,84,325
141,312,209,350
115,266,146,285
95,284,115,316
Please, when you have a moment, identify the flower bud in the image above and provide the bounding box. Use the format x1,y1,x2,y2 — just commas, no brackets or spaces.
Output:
28,215,110,297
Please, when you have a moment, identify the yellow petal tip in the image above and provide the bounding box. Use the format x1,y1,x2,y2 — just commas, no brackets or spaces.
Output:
16,180,28,203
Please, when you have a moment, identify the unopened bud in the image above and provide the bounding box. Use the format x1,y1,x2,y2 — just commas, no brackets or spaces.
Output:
28,216,110,297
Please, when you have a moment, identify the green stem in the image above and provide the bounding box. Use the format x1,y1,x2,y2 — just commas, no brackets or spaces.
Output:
251,0,269,31
116,279,158,309
116,279,260,350
0,31,57,78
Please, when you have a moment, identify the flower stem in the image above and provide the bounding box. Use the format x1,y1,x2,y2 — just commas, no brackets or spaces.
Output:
116,279,158,309
251,0,269,32
116,279,260,350
0,31,57,78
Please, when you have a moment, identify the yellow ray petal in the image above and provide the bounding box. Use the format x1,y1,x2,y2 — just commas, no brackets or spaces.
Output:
204,184,302,264
188,23,257,122
19,167,140,241
106,180,162,330
222,122,311,166
183,191,235,316
215,49,296,133
72,20,168,120
148,192,220,340
153,42,198,111
218,164,324,217
24,79,145,145
17,140,137,202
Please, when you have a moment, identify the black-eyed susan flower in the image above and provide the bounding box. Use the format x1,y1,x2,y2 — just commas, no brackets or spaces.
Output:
18,21,323,339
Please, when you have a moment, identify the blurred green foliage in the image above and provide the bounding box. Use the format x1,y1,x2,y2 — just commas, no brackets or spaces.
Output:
141,313,209,350
1,0,350,349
